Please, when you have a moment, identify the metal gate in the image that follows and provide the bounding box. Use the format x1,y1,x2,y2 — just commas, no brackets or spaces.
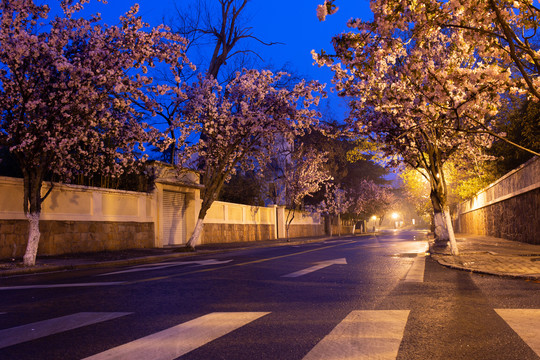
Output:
162,191,186,246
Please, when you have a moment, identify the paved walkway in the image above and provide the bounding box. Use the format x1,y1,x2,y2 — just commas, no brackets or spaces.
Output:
430,234,540,280
2,233,540,280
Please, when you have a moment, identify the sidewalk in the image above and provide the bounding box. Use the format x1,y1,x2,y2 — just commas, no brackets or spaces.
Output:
430,234,540,280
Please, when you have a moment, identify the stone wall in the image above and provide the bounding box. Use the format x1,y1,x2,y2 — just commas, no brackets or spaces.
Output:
456,188,539,244
287,224,325,239
0,220,154,258
201,223,275,244
454,156,539,244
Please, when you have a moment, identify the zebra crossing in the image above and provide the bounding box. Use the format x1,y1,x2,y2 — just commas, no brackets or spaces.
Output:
1,308,539,359
0,312,132,349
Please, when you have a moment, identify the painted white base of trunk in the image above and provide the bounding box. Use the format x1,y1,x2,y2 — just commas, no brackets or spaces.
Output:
444,209,459,256
186,218,204,249
433,212,449,243
23,213,40,267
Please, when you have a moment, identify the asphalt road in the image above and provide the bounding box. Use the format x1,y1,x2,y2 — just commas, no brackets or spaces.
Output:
1,229,539,359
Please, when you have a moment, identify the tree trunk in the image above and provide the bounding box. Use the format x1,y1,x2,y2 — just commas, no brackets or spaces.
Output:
23,212,41,266
428,164,459,255
444,207,459,256
186,218,204,249
326,215,333,236
285,208,295,242
21,169,46,267
433,210,449,243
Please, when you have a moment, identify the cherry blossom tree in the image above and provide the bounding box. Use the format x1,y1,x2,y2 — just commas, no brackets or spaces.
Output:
314,183,352,236
347,179,395,226
152,0,278,164
314,179,393,235
0,0,190,266
180,69,324,248
383,0,540,103
312,0,534,254
275,144,332,240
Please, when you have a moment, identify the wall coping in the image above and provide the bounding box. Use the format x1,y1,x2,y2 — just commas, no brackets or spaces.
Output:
472,156,538,196
459,182,539,214
0,176,153,197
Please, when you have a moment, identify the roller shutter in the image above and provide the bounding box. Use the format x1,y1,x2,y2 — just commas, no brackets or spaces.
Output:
162,191,186,246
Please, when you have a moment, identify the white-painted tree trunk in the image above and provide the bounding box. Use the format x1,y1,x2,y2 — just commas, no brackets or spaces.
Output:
186,218,204,249
433,211,449,243
23,212,40,266
443,208,459,256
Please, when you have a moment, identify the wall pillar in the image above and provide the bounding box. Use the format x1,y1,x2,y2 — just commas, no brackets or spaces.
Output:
276,206,286,239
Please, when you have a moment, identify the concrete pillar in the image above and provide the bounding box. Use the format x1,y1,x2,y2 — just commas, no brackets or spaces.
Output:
276,206,286,239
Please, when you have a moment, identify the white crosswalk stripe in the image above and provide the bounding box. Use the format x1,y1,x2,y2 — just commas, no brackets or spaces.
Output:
83,312,270,360
495,309,540,356
0,312,132,349
2,308,540,358
302,310,410,360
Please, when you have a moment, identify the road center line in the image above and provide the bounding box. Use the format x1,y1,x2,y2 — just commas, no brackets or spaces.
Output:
282,258,347,278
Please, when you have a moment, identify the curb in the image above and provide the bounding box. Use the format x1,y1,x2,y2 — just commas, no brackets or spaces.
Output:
429,253,540,281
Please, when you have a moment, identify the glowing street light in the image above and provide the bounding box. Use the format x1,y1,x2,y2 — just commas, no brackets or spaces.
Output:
392,212,400,229
370,215,377,232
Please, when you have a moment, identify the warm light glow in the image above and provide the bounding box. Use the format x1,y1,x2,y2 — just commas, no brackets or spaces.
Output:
392,212,399,219
371,215,377,220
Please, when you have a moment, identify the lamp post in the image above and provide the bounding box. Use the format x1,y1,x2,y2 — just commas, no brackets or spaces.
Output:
371,215,377,232
392,212,400,229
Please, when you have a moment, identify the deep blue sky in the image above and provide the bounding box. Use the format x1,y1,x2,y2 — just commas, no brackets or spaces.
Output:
49,0,373,121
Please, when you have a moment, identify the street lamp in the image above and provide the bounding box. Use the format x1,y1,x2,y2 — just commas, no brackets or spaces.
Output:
371,215,377,232
392,212,400,229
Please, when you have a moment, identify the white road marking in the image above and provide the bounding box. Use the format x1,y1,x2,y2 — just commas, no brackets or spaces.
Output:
83,312,269,360
99,259,233,276
0,282,126,290
403,256,426,283
282,258,347,278
0,312,131,349
303,310,410,360
495,309,540,356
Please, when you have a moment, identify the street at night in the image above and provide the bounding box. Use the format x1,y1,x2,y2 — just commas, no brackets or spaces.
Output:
1,230,539,359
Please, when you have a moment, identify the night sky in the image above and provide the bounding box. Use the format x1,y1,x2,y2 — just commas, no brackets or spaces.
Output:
48,0,373,121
